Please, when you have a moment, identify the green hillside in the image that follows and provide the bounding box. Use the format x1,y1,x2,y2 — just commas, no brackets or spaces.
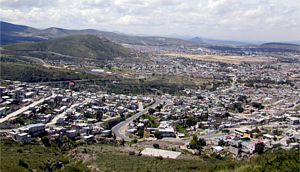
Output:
0,62,96,82
4,35,132,60
1,140,299,172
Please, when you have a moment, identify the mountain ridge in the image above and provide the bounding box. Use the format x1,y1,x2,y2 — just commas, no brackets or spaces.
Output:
1,21,299,49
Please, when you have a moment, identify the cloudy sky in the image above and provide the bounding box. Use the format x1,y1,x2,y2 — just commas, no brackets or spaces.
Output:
1,0,299,41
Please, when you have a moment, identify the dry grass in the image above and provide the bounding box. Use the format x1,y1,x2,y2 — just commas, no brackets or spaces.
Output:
162,53,275,64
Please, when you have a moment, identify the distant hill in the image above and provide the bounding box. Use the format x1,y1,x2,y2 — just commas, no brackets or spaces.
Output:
259,42,300,51
0,21,194,47
189,37,250,46
4,35,132,60
2,21,299,51
0,21,46,45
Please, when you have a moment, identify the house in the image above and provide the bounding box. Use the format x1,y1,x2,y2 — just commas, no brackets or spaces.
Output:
101,130,111,137
263,134,275,140
288,117,299,125
228,146,240,156
15,133,31,143
159,128,176,137
18,123,45,137
82,135,95,143
66,129,79,138
212,146,224,153
158,121,176,138
240,141,255,154
127,128,137,134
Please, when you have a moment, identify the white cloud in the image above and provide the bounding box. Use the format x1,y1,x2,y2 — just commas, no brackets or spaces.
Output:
0,0,299,41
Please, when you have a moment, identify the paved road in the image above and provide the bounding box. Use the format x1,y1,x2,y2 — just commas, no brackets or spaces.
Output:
47,98,91,126
112,99,163,141
0,94,55,124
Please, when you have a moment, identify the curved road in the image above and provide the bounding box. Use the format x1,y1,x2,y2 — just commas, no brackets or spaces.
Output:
112,99,163,141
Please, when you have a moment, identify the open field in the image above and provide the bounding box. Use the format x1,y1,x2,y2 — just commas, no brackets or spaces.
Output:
162,53,276,64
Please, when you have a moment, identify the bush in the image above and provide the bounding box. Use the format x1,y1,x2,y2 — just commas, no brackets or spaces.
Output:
133,138,138,143
154,130,162,139
19,160,29,169
41,136,51,147
254,142,265,154
156,156,163,160
153,143,160,149
129,151,135,155
252,102,264,110
148,108,156,115
218,140,225,146
137,129,144,138
189,135,206,150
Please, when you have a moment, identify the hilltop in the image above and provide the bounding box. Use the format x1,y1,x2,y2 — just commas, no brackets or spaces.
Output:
0,21,45,45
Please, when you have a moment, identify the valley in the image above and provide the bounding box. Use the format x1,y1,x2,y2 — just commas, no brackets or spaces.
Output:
0,21,300,172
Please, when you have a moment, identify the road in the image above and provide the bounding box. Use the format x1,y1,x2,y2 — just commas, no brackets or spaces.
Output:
112,99,163,141
47,98,91,126
0,94,55,124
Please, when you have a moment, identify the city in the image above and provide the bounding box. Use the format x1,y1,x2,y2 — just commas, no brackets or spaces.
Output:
0,0,300,171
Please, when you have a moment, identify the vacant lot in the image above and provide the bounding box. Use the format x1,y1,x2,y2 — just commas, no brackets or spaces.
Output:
162,53,275,64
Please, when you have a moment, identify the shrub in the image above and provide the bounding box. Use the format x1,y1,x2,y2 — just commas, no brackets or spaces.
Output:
153,143,160,149
19,160,29,169
133,138,138,143
129,151,135,155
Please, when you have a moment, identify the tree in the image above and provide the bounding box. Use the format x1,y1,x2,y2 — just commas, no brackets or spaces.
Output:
153,143,160,149
133,138,138,143
154,130,161,139
186,116,198,127
189,135,206,150
155,104,163,112
137,129,144,138
120,139,125,146
252,127,260,133
237,95,248,103
41,136,51,147
19,160,29,169
218,139,225,146
254,142,265,154
148,108,156,115
96,111,103,121
252,102,264,110
198,138,206,146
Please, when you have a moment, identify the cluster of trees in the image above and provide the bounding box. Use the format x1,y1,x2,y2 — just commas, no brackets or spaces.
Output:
189,135,206,150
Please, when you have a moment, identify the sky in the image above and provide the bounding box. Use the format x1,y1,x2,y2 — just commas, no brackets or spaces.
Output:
1,0,300,42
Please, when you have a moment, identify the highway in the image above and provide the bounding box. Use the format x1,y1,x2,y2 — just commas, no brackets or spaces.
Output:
112,99,163,141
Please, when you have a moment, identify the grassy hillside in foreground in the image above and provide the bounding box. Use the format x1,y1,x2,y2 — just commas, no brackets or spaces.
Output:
0,140,87,172
0,62,96,82
1,140,299,172
4,35,132,60
74,144,300,172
